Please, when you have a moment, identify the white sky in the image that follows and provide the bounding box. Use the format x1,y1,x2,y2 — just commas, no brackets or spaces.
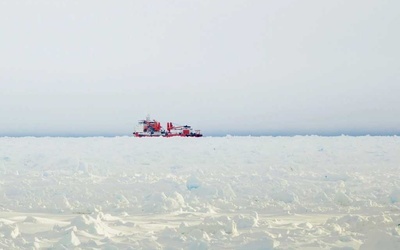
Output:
1,0,399,136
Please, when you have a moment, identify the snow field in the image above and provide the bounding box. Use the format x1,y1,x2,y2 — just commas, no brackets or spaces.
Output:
0,136,399,249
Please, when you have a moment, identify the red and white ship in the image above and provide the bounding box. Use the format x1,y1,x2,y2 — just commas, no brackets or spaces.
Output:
133,116,164,137
133,116,203,137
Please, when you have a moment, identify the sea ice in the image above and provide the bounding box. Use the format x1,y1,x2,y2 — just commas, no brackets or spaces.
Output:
0,136,399,249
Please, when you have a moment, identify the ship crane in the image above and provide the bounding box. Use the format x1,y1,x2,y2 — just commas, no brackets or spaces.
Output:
166,122,202,137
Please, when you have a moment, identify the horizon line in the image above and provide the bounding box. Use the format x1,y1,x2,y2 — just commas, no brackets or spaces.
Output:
0,131,399,138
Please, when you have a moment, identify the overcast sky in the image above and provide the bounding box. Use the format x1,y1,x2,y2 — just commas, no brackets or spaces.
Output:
1,0,399,136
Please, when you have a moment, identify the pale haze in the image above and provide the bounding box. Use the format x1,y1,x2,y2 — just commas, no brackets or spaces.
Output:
1,0,399,136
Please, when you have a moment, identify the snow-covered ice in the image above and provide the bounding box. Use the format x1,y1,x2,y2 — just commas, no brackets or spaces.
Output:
0,136,399,249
